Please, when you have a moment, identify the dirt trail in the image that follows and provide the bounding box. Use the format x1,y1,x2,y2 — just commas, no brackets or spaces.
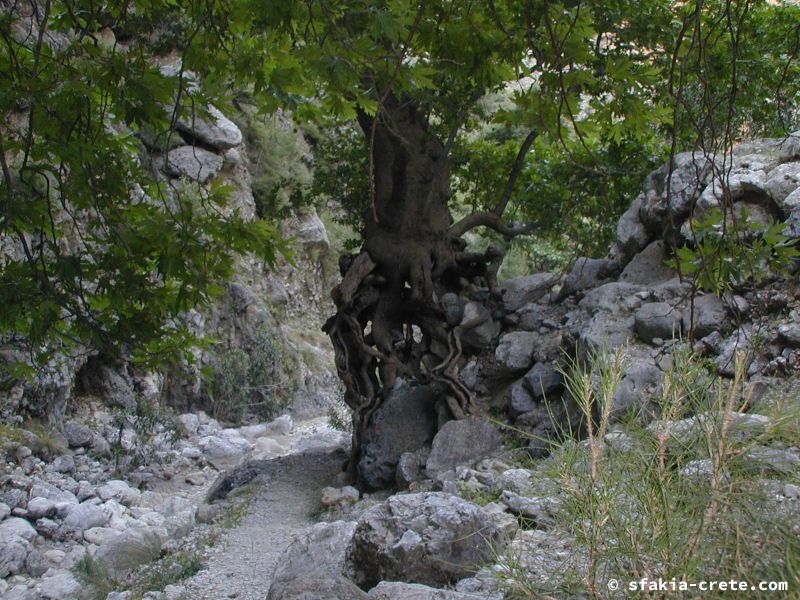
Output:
183,449,346,600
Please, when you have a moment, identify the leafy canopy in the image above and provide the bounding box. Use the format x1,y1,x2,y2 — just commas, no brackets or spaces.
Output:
1,0,798,369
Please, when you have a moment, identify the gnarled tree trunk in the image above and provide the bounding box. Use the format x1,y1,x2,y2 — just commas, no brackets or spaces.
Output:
323,96,513,484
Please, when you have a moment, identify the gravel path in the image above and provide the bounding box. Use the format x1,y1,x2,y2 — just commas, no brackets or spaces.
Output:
183,449,347,599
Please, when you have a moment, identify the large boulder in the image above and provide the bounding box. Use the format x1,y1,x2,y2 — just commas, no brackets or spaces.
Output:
347,492,511,588
161,145,223,183
176,104,243,150
619,241,676,285
285,208,330,252
682,293,728,338
639,150,715,231
267,521,358,599
779,130,800,162
612,360,663,417
425,418,503,479
612,193,652,260
96,480,140,507
61,501,111,536
38,572,83,600
92,526,164,580
634,302,682,343
358,383,440,489
522,362,563,400
459,302,500,351
494,332,537,373
560,257,617,296
0,518,37,577
499,273,556,312
63,421,93,448
506,380,535,418
765,162,800,204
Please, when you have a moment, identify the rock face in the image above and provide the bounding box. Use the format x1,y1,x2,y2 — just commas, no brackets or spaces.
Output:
358,384,440,489
347,492,511,589
471,130,800,452
0,63,340,431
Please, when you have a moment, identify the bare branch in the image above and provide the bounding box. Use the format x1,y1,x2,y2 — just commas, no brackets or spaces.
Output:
449,210,542,240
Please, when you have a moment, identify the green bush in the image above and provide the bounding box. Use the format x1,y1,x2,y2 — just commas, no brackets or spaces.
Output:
109,396,181,474
208,325,293,423
232,106,314,219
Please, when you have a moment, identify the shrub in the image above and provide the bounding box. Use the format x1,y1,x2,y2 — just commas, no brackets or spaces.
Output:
109,396,181,474
208,325,293,423
494,347,800,599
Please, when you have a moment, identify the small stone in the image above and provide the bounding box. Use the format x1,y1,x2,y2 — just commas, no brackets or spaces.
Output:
164,585,186,600
48,455,75,474
35,518,60,539
681,459,715,482
24,549,47,577
63,421,93,448
97,480,140,506
181,446,203,460
784,483,800,499
185,472,206,486
320,486,359,508
500,490,558,527
38,572,82,600
83,526,118,545
264,415,293,436
26,497,56,519
778,322,800,346
522,362,563,400
507,381,535,418
396,450,428,489
43,550,65,564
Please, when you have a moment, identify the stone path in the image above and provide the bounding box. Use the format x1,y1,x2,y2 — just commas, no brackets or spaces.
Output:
183,449,346,600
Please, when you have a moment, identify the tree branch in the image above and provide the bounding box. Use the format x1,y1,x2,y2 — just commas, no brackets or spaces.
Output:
449,210,542,240
494,129,538,216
